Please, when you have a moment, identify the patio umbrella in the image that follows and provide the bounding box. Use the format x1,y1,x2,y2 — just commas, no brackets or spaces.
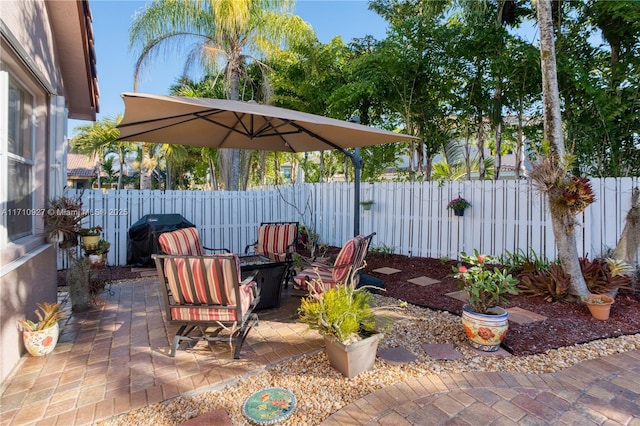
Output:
117,92,419,234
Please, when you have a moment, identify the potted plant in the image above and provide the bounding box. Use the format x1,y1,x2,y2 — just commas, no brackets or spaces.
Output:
17,302,67,356
298,275,385,378
87,239,110,267
452,250,520,352
360,200,374,211
582,294,614,320
78,225,102,250
447,196,471,216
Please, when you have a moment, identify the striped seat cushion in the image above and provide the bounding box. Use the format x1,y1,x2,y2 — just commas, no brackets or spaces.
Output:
164,254,254,321
158,228,203,256
255,224,297,262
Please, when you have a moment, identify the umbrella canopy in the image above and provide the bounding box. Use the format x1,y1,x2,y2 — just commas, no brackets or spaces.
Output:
117,92,418,151
116,92,419,236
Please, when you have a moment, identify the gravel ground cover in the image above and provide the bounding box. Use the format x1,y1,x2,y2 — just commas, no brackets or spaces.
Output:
99,295,640,426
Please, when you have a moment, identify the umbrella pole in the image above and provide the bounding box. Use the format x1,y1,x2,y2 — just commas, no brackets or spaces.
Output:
341,148,363,237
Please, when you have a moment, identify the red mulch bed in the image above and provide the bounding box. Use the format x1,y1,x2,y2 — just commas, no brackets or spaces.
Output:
363,252,640,356
60,251,640,356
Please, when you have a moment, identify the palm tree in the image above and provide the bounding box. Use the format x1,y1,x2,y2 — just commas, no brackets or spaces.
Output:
72,115,133,190
129,0,313,190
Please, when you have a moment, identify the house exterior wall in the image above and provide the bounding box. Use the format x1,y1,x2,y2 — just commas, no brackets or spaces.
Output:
0,1,97,386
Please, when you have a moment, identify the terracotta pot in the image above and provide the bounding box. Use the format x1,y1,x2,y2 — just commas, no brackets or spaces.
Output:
585,295,614,320
461,304,508,352
23,323,59,356
324,333,382,378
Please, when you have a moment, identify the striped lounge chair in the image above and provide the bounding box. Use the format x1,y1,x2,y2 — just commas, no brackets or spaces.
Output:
293,233,375,295
245,222,299,262
152,252,260,358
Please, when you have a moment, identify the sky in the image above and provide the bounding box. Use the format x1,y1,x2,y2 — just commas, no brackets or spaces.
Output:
69,0,388,133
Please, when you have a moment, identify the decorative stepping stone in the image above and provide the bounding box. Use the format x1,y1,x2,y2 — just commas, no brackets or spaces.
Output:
242,388,296,425
407,276,440,286
181,408,232,426
377,347,417,365
372,267,402,275
422,343,463,360
445,290,469,303
506,307,548,324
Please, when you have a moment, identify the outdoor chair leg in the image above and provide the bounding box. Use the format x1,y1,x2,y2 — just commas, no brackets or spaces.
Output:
233,313,259,359
170,325,188,357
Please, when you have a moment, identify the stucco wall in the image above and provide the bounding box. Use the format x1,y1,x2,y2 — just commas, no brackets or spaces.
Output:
0,245,57,385
1,0,67,388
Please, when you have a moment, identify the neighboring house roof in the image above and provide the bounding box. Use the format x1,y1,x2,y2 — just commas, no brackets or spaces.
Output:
45,0,99,120
67,153,98,178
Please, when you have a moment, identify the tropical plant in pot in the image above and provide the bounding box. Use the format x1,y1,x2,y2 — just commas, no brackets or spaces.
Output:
582,294,615,320
17,302,67,356
452,250,520,352
298,272,385,378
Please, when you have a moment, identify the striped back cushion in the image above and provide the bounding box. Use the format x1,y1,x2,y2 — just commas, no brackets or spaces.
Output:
164,254,252,321
255,224,297,261
332,237,359,283
159,228,203,256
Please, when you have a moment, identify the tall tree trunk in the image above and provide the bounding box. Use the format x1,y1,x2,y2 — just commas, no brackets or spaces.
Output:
464,127,472,180
117,148,125,190
260,151,267,186
536,0,589,298
218,51,243,190
494,120,502,180
477,108,485,180
208,158,218,191
140,144,154,190
515,97,525,179
613,187,640,267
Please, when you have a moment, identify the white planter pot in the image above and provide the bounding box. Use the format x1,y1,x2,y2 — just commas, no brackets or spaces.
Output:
324,333,382,378
23,323,59,356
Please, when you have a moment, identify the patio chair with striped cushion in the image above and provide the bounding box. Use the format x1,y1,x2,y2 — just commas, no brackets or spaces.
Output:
293,234,362,294
158,227,230,256
244,222,299,262
152,252,260,358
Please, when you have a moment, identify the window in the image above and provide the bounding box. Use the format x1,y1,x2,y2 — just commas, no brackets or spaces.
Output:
5,77,34,241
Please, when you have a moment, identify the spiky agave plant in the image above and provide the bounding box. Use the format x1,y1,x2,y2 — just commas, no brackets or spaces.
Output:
18,302,67,332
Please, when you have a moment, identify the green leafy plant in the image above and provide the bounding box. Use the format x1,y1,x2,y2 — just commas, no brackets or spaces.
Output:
18,302,67,332
299,284,377,344
451,250,520,314
94,239,110,255
446,196,471,211
369,243,395,256
499,248,553,274
78,226,102,236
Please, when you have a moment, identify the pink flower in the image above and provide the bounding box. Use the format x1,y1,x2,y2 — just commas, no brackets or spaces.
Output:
477,255,485,263
458,266,467,273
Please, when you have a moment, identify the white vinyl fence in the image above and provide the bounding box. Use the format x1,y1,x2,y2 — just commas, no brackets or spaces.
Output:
59,177,639,269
